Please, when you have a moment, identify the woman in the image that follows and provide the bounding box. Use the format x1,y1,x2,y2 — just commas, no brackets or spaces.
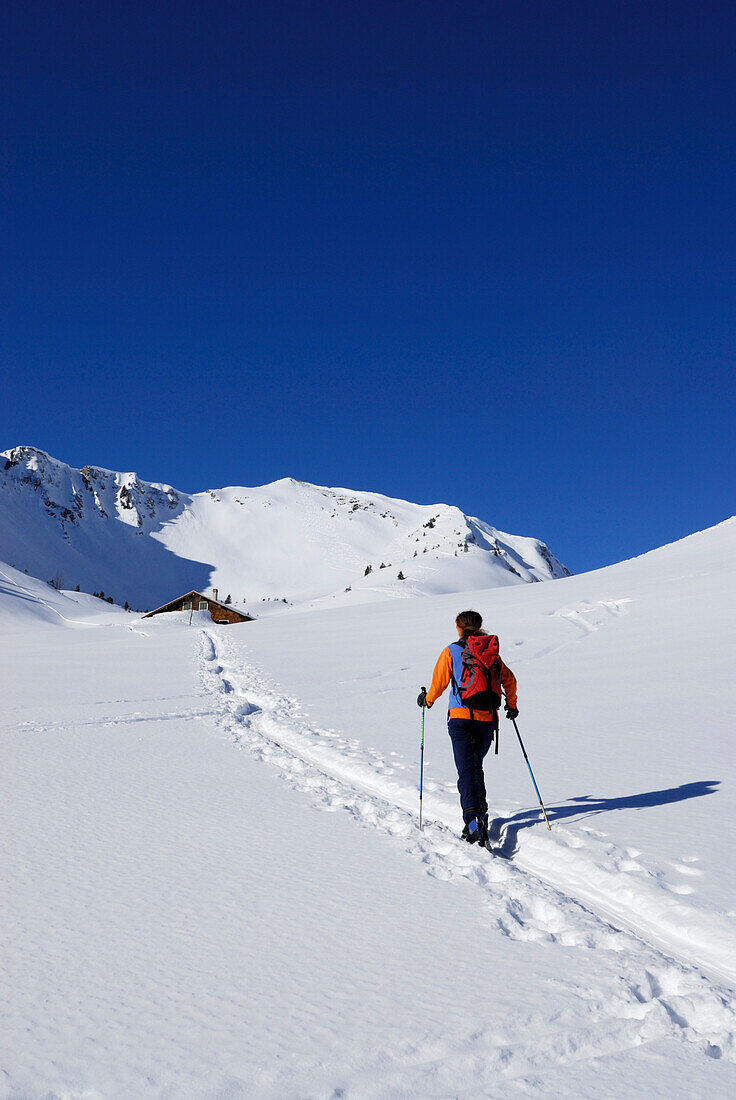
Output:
418,610,518,846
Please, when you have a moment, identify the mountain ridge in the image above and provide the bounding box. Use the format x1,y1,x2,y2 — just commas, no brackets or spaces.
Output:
0,445,570,612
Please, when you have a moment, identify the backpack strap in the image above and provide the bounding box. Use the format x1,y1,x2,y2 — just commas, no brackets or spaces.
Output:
449,639,465,698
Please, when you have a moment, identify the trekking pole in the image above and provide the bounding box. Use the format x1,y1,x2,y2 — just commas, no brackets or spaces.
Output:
419,689,426,830
511,718,551,830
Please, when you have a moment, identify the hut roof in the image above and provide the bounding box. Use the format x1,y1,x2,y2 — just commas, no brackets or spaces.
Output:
143,591,253,621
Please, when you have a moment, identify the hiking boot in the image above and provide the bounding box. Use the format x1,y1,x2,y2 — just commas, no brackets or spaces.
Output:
461,817,481,844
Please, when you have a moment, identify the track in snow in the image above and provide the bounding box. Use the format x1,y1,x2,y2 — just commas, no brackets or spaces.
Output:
200,628,736,1066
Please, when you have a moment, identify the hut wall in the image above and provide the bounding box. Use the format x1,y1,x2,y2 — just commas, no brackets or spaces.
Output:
209,605,249,624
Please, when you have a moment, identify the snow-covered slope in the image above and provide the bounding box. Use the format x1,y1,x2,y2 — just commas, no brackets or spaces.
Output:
2,513,736,1097
0,446,206,609
0,446,568,611
0,559,129,631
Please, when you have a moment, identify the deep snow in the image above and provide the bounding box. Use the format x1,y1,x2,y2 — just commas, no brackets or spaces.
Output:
2,517,736,1097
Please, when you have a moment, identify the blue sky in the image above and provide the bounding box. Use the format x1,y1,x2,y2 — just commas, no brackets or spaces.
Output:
2,0,734,574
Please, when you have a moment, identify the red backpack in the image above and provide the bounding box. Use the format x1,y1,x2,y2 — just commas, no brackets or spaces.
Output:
458,634,503,711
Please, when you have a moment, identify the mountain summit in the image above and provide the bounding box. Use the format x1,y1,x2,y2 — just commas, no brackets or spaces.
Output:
1,446,569,611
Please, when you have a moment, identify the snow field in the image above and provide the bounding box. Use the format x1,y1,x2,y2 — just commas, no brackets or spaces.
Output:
1,619,697,1100
201,624,736,1074
3,513,736,1096
3,610,733,1098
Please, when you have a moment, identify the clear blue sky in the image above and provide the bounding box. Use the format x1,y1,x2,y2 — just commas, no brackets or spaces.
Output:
2,1,734,574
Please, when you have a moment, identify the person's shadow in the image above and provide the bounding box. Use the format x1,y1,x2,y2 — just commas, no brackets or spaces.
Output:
489,780,720,859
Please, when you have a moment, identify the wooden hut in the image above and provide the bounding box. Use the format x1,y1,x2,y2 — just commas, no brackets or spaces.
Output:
143,589,253,625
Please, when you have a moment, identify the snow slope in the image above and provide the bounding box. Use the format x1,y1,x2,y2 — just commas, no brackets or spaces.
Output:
0,559,129,631
2,516,736,1097
0,446,568,611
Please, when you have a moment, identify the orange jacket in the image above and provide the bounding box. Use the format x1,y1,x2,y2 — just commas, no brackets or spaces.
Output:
426,646,518,722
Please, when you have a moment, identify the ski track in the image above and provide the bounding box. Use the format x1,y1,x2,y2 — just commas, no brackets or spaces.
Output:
199,628,736,1072
553,598,632,638
505,598,633,665
9,706,216,733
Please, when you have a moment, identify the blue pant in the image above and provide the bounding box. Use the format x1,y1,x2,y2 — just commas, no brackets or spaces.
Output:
448,718,495,823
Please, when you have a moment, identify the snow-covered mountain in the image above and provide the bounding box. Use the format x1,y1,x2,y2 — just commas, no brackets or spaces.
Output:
0,446,569,610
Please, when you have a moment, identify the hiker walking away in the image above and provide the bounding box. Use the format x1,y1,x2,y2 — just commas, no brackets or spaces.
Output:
417,610,518,846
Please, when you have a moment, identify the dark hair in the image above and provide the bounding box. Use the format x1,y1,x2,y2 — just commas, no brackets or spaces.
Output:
455,610,484,637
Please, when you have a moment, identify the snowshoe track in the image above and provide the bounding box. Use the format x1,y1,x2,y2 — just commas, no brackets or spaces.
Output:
200,628,736,1065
